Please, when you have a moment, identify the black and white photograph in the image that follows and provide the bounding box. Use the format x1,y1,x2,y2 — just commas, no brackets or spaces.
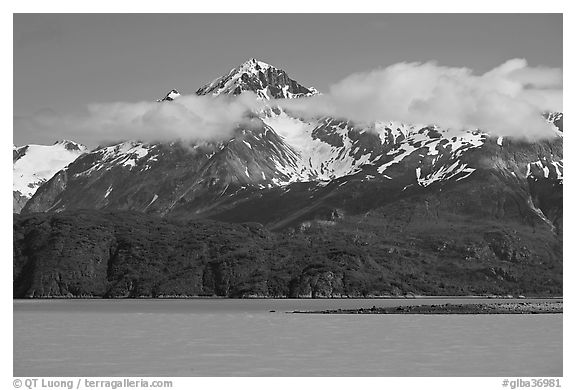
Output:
8,7,569,388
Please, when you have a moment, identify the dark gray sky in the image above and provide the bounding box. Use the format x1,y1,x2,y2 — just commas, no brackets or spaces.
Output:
13,13,562,146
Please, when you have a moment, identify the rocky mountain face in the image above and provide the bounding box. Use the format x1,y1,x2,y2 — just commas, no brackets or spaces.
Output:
156,89,181,102
196,58,318,98
13,140,87,213
14,58,563,298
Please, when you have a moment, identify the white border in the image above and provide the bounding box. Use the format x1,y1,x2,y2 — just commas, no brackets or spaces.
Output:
3,3,572,389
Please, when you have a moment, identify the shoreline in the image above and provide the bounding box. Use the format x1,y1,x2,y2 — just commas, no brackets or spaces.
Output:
12,295,564,300
294,301,563,315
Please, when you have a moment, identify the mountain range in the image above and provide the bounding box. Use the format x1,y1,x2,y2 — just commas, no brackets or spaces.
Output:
13,58,563,298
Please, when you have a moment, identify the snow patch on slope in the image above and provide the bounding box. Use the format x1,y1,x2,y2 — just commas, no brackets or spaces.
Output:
76,141,157,177
526,158,563,182
13,141,87,198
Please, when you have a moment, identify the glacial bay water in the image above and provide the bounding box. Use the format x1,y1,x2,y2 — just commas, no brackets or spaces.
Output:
13,298,562,377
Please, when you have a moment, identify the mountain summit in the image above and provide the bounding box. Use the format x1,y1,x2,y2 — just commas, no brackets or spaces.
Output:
157,89,181,102
196,58,318,99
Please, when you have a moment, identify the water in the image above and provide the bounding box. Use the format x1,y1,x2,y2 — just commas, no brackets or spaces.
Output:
13,299,562,377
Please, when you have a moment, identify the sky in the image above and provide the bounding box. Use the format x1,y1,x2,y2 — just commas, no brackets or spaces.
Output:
13,13,563,146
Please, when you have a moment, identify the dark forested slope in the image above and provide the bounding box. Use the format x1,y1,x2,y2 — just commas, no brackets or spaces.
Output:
13,207,561,298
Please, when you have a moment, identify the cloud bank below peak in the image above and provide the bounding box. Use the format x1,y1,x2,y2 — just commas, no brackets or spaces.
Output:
14,59,562,147
278,59,562,139
15,93,263,147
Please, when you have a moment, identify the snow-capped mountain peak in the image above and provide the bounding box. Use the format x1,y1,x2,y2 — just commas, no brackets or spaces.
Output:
196,58,318,99
52,139,87,151
157,89,181,102
238,58,273,73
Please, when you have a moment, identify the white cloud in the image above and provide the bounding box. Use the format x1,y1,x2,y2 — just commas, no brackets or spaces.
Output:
277,59,562,139
15,93,263,146
15,59,562,146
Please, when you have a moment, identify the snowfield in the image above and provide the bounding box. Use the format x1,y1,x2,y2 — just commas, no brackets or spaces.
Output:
13,141,87,198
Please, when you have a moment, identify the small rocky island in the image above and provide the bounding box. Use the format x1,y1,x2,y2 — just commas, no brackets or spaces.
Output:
295,301,563,315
